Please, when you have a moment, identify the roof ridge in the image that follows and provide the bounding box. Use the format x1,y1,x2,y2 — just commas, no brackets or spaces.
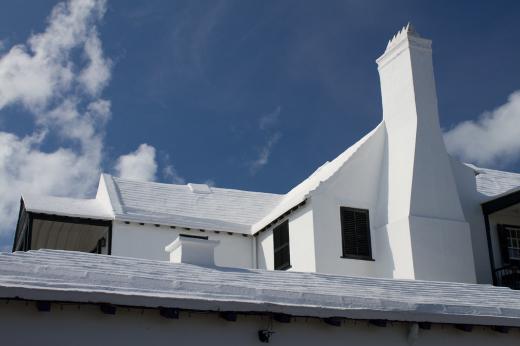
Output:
469,164,520,176
109,174,283,197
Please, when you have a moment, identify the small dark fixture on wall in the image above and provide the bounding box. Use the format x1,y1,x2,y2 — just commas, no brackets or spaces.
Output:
454,324,473,332
323,317,342,327
273,313,291,323
258,330,274,343
418,322,431,330
219,311,237,322
100,303,116,315
492,325,509,334
36,301,51,312
159,307,179,319
369,319,387,327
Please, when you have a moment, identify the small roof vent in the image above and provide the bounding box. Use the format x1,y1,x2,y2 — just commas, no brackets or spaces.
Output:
188,183,212,194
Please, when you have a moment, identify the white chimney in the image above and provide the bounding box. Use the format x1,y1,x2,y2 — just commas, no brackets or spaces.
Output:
165,235,220,266
376,23,466,222
374,24,476,282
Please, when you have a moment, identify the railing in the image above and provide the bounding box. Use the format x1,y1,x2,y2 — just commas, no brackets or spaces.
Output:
495,266,520,290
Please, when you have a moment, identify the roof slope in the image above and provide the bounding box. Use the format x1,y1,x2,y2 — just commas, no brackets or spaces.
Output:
103,175,283,234
2,250,520,326
22,194,114,220
466,164,520,198
253,122,385,231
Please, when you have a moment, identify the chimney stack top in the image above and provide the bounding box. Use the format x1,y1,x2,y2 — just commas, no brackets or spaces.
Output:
165,235,220,266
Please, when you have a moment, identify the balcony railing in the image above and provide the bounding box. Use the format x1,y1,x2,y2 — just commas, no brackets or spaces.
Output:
495,266,520,290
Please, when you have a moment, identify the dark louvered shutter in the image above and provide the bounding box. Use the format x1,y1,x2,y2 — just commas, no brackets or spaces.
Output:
273,221,291,270
340,207,372,259
497,224,510,264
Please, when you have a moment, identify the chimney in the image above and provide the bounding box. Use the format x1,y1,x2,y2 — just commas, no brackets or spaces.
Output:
376,23,466,222
374,24,476,282
165,235,220,266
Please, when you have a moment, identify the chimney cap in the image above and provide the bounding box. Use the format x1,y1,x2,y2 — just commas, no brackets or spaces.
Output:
165,235,220,266
376,23,431,68
384,22,423,51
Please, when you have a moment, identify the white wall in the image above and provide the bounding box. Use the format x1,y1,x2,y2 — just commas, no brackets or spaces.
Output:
451,159,493,284
1,300,519,346
309,122,385,277
95,174,115,215
375,219,415,279
257,205,316,272
111,222,253,268
409,216,475,282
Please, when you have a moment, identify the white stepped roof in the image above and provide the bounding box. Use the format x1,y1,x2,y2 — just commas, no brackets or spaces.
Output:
467,164,520,198
19,127,520,234
253,122,384,232
103,175,283,234
22,194,113,220
1,249,520,326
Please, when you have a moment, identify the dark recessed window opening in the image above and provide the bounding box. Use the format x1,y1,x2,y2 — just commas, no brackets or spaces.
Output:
273,221,291,270
179,234,209,240
497,224,520,264
340,207,373,260
13,203,112,255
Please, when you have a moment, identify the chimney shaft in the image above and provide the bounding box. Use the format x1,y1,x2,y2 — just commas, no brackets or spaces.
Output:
373,25,476,283
376,24,465,222
165,236,220,266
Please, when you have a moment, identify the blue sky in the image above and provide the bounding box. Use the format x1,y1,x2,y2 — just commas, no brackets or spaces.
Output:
0,0,519,248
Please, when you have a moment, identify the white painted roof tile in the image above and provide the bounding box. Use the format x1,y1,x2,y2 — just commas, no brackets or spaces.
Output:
22,194,114,220
1,250,520,326
466,164,520,198
106,176,283,233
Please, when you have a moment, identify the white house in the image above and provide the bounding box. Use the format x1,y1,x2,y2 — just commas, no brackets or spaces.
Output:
4,23,520,345
11,24,520,288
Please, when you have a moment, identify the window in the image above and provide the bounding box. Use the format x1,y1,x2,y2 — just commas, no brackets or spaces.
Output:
340,207,373,260
273,221,290,270
498,225,520,263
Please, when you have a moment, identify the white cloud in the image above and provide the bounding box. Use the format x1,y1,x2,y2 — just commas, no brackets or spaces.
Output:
0,131,101,226
0,0,107,111
79,30,112,95
115,144,158,182
0,0,172,247
163,164,186,184
249,106,283,174
0,0,112,240
250,132,281,174
259,106,281,130
444,91,520,167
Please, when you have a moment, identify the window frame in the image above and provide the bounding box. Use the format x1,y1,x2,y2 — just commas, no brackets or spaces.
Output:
497,224,520,265
273,220,291,270
339,206,374,261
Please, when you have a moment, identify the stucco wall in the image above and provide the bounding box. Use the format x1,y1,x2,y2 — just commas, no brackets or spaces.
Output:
111,222,253,268
310,123,385,277
450,159,492,284
1,300,518,346
409,216,475,282
256,205,316,272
